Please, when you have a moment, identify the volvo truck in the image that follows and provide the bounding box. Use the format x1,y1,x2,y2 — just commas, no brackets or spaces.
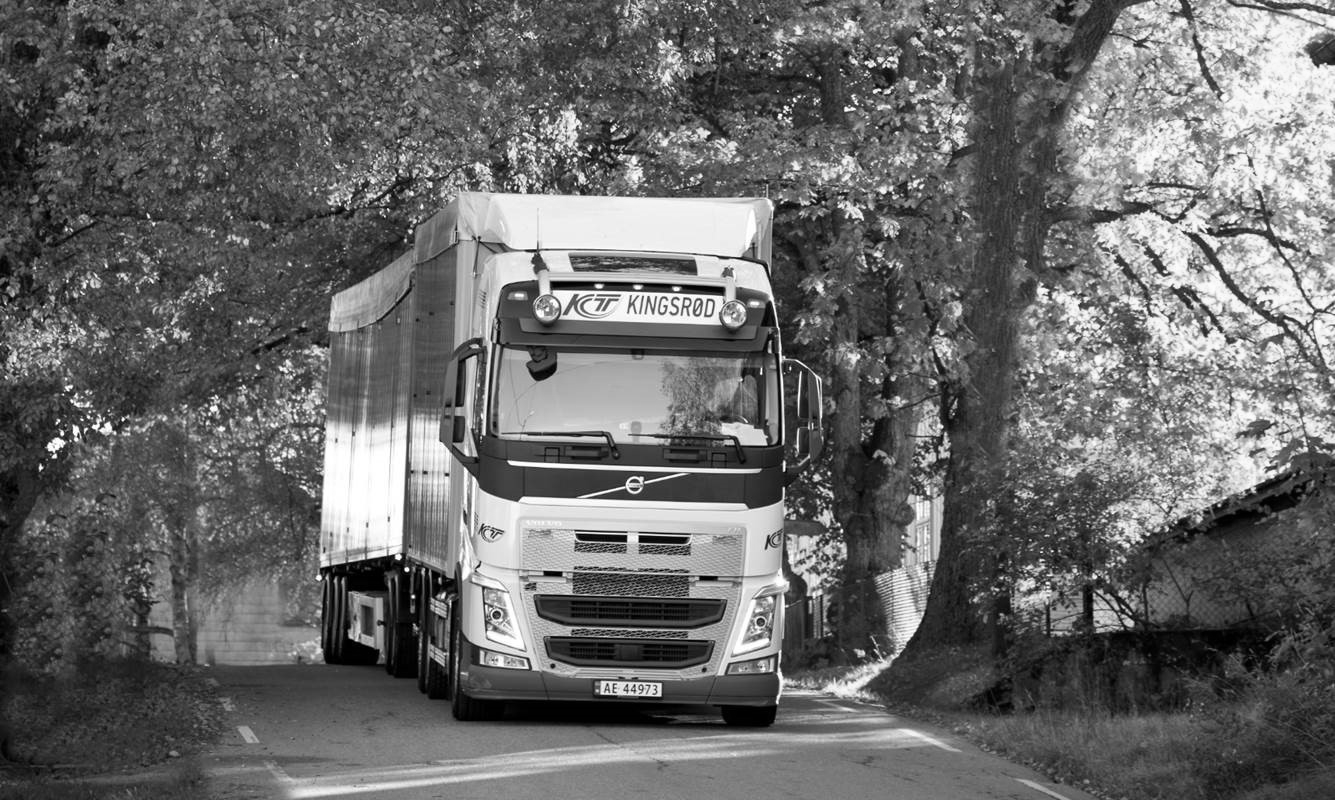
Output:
319,192,822,725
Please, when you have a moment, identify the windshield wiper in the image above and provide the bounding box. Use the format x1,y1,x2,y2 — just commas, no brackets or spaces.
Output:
501,430,620,460
630,432,745,464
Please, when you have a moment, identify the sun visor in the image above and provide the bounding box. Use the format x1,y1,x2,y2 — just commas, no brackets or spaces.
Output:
417,193,773,264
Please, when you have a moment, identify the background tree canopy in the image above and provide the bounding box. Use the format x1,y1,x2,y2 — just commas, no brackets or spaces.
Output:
2,0,1333,675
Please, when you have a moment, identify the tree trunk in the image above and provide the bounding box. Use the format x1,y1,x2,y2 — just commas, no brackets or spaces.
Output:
808,46,923,660
167,510,201,664
902,1,1132,664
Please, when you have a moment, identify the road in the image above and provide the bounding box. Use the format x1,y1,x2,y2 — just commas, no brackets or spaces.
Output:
203,664,1098,800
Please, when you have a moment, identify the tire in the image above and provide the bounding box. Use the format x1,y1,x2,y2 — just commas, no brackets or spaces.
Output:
416,574,429,694
450,602,499,721
721,705,777,727
321,575,340,665
384,572,398,676
386,572,417,678
421,584,450,699
329,575,347,663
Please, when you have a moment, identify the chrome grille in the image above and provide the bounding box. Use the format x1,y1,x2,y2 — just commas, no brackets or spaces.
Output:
520,519,746,676
573,570,689,598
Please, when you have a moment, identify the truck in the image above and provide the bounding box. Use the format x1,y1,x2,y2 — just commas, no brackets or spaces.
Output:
318,192,823,726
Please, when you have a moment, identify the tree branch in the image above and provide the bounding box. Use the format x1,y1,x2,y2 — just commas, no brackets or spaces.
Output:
1225,0,1335,17
1183,231,1325,370
1179,0,1225,98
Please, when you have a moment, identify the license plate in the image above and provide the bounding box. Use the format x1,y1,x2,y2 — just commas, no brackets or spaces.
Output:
594,680,663,699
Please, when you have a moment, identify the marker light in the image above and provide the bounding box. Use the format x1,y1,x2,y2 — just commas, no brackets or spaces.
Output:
533,294,562,325
719,299,748,331
734,593,777,655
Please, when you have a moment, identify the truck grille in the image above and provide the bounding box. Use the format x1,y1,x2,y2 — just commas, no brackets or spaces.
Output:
546,637,713,668
535,596,726,628
572,569,690,597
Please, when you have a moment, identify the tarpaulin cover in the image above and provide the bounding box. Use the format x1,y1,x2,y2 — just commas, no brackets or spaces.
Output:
414,193,773,265
328,250,414,332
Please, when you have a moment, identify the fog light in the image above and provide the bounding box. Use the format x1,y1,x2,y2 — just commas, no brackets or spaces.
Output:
726,655,777,675
533,294,562,325
719,299,747,331
477,647,530,670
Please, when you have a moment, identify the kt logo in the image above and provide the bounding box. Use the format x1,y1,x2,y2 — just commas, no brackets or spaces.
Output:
564,293,621,319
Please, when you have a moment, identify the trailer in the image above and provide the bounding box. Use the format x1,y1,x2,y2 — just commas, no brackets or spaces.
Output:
319,192,822,725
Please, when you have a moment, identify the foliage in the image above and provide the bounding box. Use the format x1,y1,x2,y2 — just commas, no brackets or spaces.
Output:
1189,666,1335,799
9,492,154,671
1,659,220,777
3,0,1335,677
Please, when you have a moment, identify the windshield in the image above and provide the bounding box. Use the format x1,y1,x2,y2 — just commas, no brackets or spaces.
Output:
491,347,780,446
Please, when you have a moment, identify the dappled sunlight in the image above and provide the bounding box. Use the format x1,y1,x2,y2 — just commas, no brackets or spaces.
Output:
277,716,948,799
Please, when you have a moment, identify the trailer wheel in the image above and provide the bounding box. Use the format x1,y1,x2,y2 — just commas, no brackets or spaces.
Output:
450,604,499,721
421,591,450,699
416,574,430,693
385,572,417,678
721,705,777,727
321,576,339,664
383,573,396,675
329,574,347,663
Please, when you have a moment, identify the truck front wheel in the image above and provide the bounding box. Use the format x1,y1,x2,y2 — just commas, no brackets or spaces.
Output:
450,605,500,721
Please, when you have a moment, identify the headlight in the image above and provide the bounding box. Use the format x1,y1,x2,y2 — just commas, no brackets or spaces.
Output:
719,299,747,331
533,294,562,325
734,593,777,655
482,586,524,650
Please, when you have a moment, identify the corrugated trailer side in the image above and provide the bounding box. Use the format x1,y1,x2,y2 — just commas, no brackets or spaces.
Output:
405,210,469,574
320,251,416,568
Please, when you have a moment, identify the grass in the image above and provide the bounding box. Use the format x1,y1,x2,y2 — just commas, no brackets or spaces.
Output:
786,658,1335,800
0,760,208,800
1,659,222,800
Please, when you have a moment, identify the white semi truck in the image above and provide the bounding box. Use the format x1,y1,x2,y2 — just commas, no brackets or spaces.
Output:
319,192,822,725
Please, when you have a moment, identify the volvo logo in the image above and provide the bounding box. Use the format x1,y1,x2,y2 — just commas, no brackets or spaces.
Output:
579,472,689,500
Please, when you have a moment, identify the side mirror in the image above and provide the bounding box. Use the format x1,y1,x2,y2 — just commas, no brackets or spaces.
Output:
783,359,824,484
441,338,484,474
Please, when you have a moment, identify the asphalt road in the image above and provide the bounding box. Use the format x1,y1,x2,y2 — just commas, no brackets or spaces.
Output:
202,664,1100,800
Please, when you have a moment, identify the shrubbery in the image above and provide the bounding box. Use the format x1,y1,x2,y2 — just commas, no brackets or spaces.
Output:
9,494,157,674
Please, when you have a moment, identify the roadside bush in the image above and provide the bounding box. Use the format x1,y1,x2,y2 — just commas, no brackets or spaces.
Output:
9,495,154,673
1189,663,1335,797
2,658,221,771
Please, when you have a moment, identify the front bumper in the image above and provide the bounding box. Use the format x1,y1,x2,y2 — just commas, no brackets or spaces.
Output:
458,637,780,707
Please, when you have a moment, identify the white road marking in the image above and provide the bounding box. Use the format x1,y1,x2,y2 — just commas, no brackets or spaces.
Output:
895,728,961,752
238,725,260,744
266,759,296,788
1017,778,1077,800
